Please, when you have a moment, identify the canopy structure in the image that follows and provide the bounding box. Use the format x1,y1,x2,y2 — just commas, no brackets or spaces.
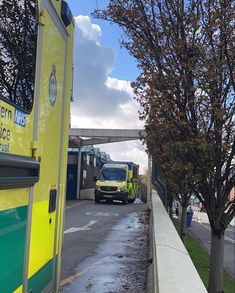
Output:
68,128,150,202
69,128,146,147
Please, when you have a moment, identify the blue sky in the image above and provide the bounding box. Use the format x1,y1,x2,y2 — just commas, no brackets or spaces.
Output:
67,0,138,81
66,1,147,172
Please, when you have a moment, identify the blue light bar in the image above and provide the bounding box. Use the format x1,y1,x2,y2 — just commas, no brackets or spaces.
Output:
61,1,73,27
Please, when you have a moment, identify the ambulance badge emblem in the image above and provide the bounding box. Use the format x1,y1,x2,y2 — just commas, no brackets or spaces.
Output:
49,64,57,106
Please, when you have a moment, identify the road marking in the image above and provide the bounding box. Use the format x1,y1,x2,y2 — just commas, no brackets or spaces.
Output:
198,222,235,244
64,220,97,234
66,200,88,210
86,212,119,217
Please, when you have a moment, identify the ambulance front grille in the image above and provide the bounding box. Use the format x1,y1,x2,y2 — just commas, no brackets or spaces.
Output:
100,186,118,192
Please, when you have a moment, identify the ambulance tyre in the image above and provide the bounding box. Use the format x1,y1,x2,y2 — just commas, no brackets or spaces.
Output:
122,194,128,205
95,195,100,203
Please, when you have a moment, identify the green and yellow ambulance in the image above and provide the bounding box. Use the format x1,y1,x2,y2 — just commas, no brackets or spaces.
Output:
0,1,74,292
95,161,139,204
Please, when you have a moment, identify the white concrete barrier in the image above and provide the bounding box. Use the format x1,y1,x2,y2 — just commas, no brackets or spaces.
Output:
151,190,207,293
80,188,95,200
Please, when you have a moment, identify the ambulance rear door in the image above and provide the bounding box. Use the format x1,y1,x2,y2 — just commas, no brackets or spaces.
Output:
0,1,39,292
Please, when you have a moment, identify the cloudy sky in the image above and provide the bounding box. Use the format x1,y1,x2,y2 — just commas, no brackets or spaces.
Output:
67,1,148,173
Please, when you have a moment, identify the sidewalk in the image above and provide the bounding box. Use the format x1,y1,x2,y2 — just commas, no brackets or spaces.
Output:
229,217,235,227
193,209,235,227
191,210,235,278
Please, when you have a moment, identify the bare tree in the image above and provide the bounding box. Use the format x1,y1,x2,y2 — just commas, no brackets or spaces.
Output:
0,0,38,112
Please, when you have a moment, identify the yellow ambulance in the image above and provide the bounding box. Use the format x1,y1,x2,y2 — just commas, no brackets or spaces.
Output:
0,1,74,292
95,161,139,204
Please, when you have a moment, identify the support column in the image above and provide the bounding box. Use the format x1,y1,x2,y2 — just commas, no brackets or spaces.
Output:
147,155,152,205
76,148,82,199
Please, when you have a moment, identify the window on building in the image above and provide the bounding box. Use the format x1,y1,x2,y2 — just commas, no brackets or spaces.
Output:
87,154,90,165
83,170,87,179
90,155,94,166
0,0,38,113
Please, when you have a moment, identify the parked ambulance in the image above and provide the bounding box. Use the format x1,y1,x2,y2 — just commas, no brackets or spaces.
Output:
95,161,139,204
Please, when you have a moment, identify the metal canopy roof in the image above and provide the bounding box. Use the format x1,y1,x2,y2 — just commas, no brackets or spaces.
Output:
69,128,146,147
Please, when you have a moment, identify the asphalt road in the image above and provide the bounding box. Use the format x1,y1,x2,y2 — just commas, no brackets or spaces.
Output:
60,200,149,292
190,207,235,278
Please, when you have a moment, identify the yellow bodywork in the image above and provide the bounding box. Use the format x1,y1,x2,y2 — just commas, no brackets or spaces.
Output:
0,0,74,292
27,0,74,290
95,162,139,202
13,286,23,293
96,181,128,190
96,164,129,192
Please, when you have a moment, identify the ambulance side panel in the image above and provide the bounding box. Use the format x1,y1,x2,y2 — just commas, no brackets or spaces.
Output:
0,0,73,292
0,1,38,292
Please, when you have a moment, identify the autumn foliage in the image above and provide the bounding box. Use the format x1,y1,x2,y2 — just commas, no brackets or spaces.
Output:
95,1,234,292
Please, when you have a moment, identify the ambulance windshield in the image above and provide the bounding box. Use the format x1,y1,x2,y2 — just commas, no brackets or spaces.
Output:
99,167,127,181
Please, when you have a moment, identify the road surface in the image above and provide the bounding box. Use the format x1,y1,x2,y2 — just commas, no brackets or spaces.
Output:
61,200,149,292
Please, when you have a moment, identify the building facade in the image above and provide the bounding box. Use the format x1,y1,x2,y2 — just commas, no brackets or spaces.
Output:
66,147,110,199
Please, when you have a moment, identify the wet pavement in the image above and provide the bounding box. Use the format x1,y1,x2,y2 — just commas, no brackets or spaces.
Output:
61,202,149,293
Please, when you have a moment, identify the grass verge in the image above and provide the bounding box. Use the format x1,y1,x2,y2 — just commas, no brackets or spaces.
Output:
175,223,235,293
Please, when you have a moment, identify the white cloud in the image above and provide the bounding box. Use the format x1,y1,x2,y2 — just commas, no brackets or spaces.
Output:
97,141,148,174
71,16,147,172
105,77,133,96
74,16,101,43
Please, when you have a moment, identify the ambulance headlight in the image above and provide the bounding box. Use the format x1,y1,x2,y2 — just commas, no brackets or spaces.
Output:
118,187,125,192
96,186,101,191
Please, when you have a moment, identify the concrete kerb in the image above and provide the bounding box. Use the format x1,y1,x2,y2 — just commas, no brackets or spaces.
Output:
146,206,154,293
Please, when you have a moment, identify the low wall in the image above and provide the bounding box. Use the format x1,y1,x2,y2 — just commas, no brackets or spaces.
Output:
151,189,207,293
80,188,95,200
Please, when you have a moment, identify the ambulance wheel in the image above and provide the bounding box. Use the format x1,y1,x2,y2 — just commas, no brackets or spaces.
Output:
122,194,128,205
95,195,100,203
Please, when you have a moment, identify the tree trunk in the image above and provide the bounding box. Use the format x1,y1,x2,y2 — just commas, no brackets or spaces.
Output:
168,196,173,219
180,205,187,244
208,231,224,293
168,204,173,220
